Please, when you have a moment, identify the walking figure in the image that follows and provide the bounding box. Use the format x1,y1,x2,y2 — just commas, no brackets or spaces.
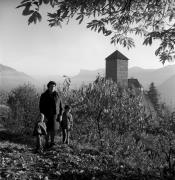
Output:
60,105,73,145
39,81,63,148
33,113,47,153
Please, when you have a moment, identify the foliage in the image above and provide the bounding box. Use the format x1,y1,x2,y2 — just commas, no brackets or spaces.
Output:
0,91,8,105
5,84,40,134
59,76,145,148
55,76,175,178
147,82,159,111
3,77,175,178
17,0,175,63
0,140,158,180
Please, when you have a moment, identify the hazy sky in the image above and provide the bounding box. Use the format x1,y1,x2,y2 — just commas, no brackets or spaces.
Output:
0,0,174,76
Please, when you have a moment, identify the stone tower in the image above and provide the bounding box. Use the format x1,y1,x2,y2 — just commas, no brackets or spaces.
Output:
105,50,129,87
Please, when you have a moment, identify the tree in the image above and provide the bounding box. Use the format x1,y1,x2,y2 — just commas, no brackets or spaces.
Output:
17,0,175,64
6,84,39,134
147,82,159,111
59,75,146,149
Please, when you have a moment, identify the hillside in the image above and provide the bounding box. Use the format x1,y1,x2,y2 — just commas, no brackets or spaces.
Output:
128,67,155,88
0,131,150,180
158,74,175,110
0,64,36,92
70,65,175,89
1,63,175,108
32,75,64,88
128,65,175,89
69,65,175,108
71,69,104,87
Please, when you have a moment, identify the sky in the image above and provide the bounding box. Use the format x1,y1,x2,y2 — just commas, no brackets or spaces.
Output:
0,0,174,77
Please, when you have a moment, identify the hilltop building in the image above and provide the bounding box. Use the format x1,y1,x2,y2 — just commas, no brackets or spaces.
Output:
105,50,129,87
105,50,159,124
105,50,143,93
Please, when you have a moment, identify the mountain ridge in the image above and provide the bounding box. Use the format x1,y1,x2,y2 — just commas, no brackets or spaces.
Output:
0,64,36,91
1,63,175,108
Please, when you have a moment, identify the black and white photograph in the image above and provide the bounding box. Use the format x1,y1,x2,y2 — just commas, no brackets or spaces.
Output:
1,0,175,179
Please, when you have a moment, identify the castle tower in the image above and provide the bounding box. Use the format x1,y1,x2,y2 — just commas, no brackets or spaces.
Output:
105,50,129,87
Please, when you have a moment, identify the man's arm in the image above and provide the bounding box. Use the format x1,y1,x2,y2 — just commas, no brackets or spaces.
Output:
56,97,63,122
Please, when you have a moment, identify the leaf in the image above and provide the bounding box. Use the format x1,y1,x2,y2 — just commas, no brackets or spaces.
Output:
22,5,34,16
32,1,39,7
48,13,57,18
169,12,174,22
28,12,41,25
16,2,31,9
39,0,43,5
104,30,112,36
43,0,49,4
79,16,84,24
21,0,30,3
86,23,92,29
143,36,152,46
98,27,102,33
110,35,135,49
28,13,35,25
155,46,163,56
36,12,42,22
62,10,68,19
50,0,57,7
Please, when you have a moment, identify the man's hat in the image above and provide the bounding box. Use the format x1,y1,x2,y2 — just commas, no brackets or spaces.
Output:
47,81,56,88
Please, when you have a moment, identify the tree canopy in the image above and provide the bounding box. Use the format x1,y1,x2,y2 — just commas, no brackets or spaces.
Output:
17,0,175,64
147,82,159,111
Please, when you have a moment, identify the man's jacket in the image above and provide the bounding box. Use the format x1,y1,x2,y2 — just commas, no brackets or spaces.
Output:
39,90,63,118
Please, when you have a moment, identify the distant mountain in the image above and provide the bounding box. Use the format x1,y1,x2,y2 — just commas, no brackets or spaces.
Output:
1,63,175,108
71,69,104,86
0,64,36,91
32,75,64,88
69,65,175,108
128,65,175,108
128,67,156,88
70,65,175,89
128,65,175,89
129,66,155,74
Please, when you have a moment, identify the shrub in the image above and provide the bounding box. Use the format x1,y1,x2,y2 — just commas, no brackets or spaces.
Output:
0,90,9,105
5,84,39,134
3,77,175,178
59,76,175,178
61,76,145,147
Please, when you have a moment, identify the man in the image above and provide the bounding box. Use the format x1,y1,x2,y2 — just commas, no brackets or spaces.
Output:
39,81,63,147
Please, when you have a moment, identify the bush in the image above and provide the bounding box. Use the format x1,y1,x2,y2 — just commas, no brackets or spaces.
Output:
61,76,145,147
0,91,9,105
5,84,39,134
58,76,175,178
3,77,175,178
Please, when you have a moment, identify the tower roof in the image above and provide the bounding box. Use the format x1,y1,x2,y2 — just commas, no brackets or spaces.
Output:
105,50,129,61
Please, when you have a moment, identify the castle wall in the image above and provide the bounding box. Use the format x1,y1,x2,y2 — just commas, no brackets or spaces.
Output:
116,59,128,87
106,59,117,81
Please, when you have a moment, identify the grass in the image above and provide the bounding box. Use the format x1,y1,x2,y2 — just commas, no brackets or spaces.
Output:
0,128,162,180
0,129,113,180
